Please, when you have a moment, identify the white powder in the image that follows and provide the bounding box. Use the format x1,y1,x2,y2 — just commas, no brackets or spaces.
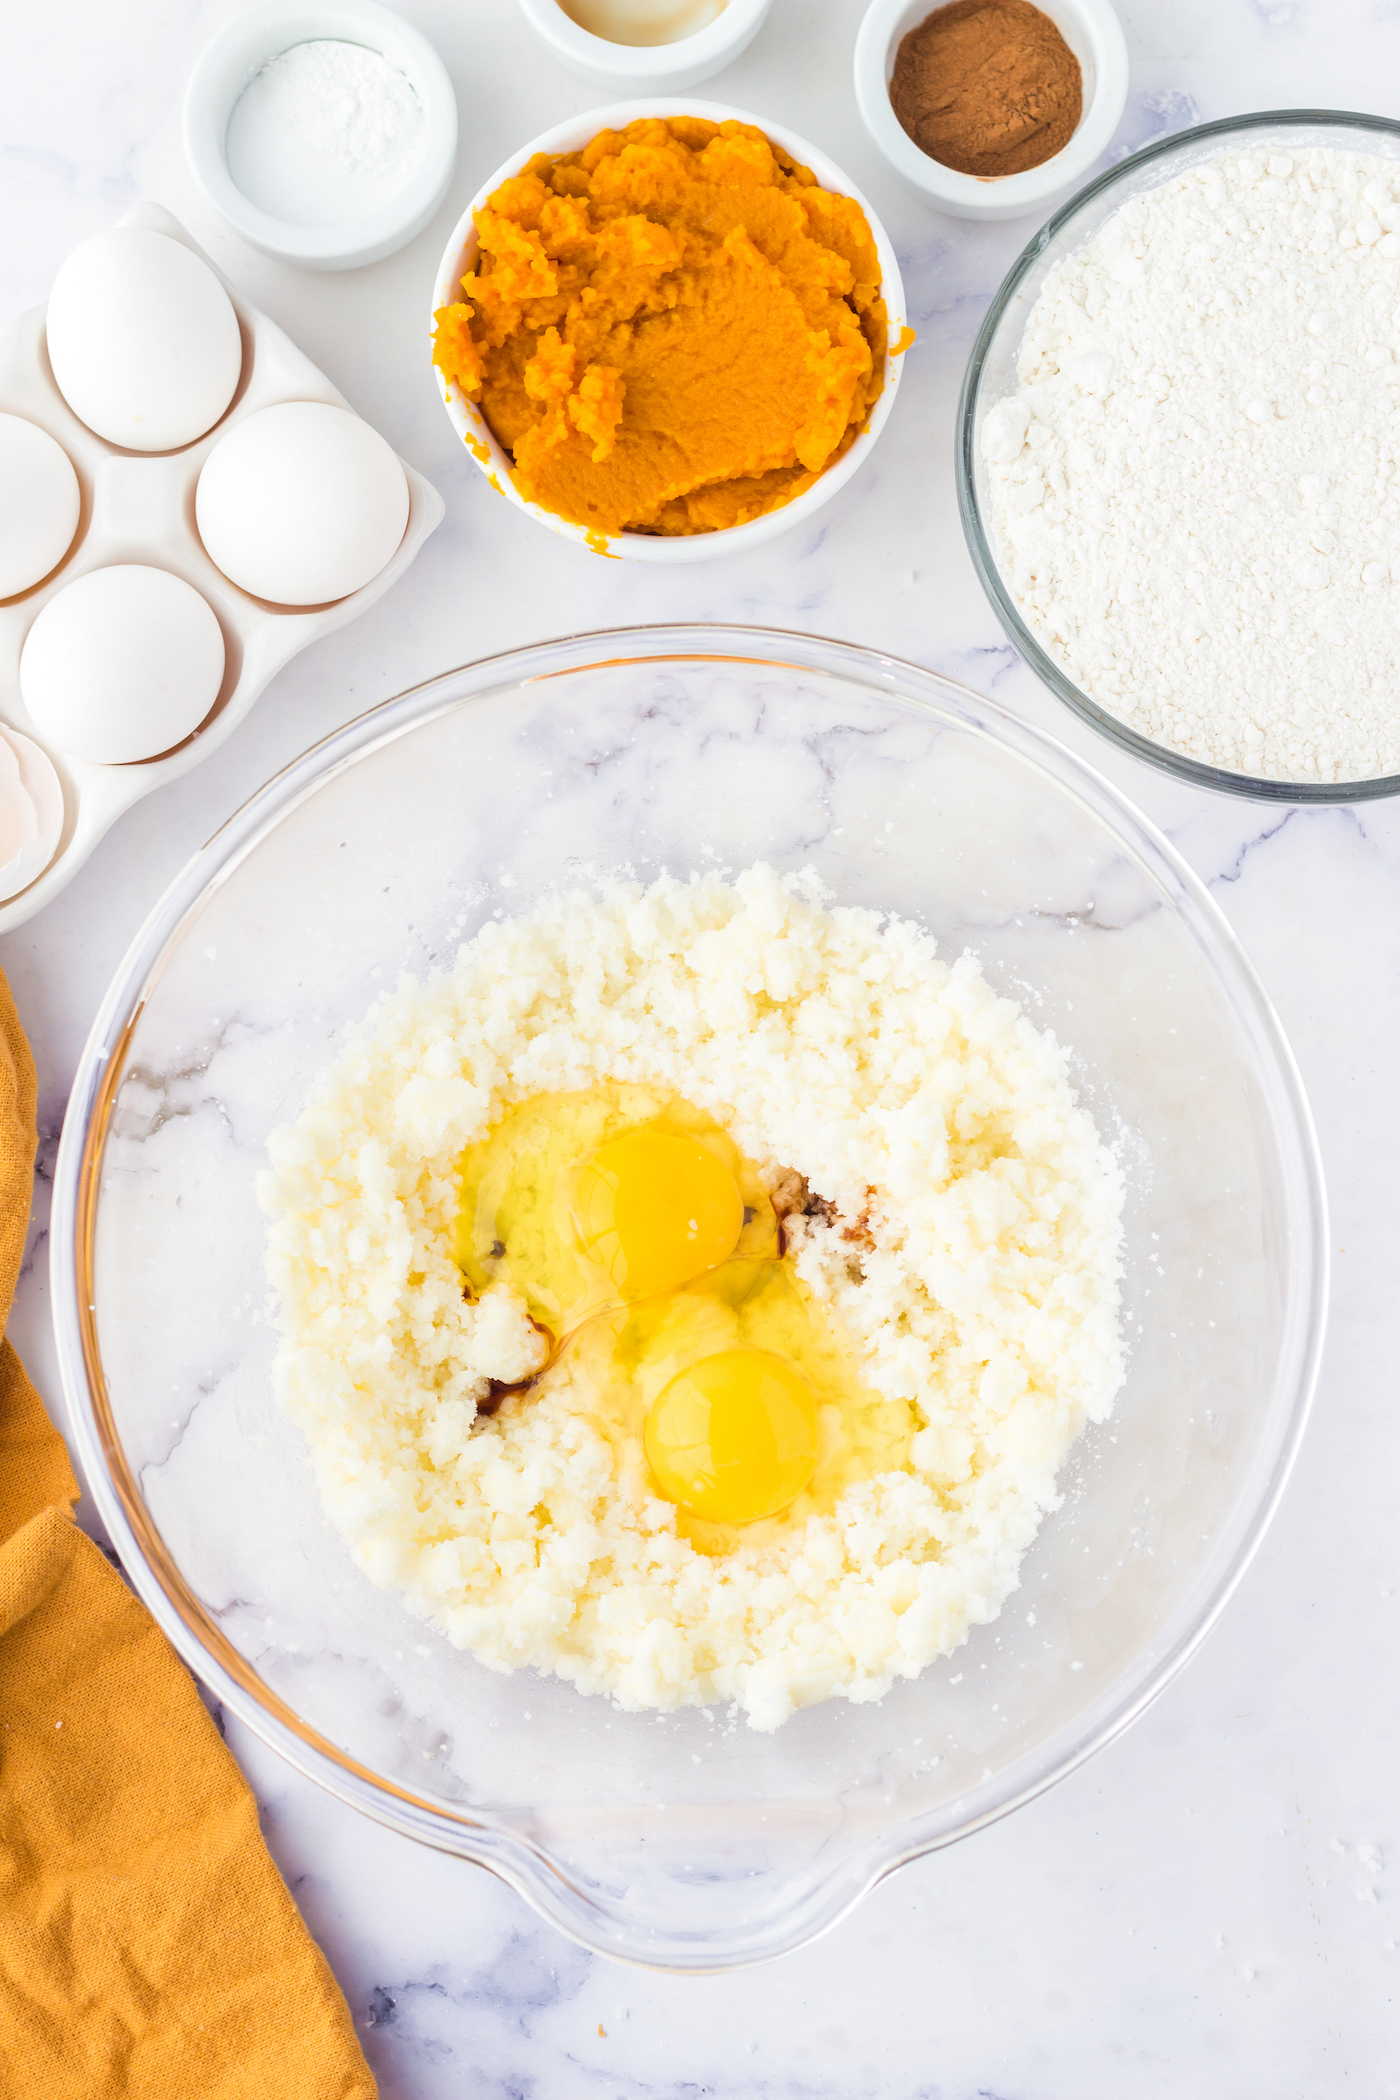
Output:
262,866,1125,1732
226,40,426,229
984,146,1400,783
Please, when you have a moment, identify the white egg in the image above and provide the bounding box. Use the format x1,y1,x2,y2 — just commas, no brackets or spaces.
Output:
0,725,65,903
0,414,81,598
46,228,243,453
196,400,408,604
20,565,226,764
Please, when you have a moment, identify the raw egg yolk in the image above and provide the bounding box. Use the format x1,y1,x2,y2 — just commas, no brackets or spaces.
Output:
571,1128,744,1302
644,1348,819,1524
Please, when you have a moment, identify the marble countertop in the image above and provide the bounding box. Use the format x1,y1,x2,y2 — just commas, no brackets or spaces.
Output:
3,0,1397,2092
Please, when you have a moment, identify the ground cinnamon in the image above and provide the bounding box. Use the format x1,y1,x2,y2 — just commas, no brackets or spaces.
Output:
889,0,1082,180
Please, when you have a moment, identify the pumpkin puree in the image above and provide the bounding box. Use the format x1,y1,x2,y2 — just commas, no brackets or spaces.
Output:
431,117,890,538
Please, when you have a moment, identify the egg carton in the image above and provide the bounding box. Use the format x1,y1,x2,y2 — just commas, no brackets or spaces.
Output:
0,201,444,932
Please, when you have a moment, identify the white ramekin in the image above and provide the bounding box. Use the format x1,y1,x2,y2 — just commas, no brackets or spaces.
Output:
515,0,770,92
853,0,1128,222
430,100,910,564
183,0,458,270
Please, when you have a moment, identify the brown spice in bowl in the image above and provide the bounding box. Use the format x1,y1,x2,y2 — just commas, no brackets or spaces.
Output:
890,0,1082,179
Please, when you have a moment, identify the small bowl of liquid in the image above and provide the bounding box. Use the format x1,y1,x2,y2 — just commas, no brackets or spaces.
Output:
516,0,770,91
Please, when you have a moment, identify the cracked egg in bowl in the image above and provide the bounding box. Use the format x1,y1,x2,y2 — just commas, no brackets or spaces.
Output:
261,864,1126,1732
55,631,1324,1967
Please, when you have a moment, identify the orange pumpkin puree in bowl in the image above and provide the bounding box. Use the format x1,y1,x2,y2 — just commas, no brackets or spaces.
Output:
431,117,890,538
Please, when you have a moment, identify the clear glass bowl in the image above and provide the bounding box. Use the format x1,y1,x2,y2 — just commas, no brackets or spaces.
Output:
51,625,1327,1969
957,110,1400,804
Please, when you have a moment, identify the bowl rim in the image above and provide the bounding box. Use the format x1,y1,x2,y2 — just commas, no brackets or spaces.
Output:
50,622,1329,1970
182,0,460,269
852,0,1129,220
429,101,910,562
958,107,1400,801
516,0,769,76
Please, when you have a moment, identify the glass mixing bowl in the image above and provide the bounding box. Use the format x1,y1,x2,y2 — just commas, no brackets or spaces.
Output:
958,110,1400,804
51,625,1326,1970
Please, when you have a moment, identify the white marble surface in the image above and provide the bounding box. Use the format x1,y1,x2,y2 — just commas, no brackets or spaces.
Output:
2,0,1397,2091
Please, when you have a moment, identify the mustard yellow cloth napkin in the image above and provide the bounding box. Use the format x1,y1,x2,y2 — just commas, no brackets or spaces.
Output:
0,970,376,2098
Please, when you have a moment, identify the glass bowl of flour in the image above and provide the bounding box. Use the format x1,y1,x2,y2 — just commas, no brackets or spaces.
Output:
51,625,1325,1967
961,111,1400,800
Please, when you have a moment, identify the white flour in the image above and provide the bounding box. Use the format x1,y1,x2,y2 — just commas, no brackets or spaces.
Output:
983,146,1400,783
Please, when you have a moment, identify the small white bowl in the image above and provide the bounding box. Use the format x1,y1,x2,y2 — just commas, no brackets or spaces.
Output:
431,99,909,564
854,0,1128,221
516,0,770,93
183,0,458,270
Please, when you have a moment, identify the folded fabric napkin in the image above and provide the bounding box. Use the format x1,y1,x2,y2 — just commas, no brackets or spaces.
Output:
0,969,376,2097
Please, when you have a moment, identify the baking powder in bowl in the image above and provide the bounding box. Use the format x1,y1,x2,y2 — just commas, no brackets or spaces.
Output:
225,39,427,228
984,146,1400,783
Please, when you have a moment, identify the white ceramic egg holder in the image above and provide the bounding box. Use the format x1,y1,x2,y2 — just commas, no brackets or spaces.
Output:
0,201,443,932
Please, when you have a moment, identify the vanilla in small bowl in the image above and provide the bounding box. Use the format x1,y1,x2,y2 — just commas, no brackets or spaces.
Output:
558,0,730,46
516,0,769,91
